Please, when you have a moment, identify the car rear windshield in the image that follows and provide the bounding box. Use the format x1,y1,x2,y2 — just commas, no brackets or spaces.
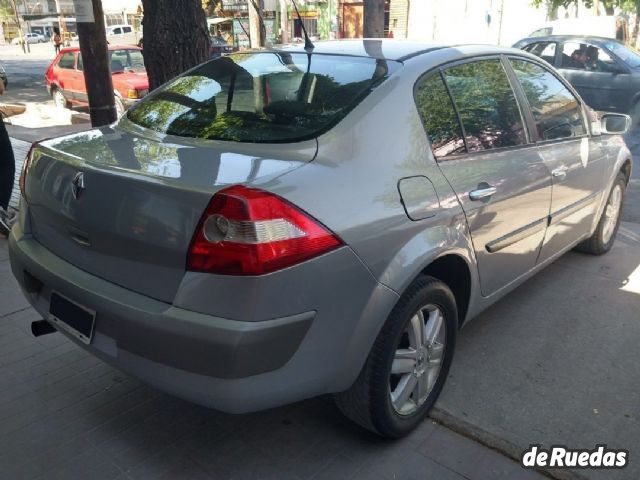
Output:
126,52,400,143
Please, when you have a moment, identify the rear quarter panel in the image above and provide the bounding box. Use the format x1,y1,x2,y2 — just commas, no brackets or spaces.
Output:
254,48,482,318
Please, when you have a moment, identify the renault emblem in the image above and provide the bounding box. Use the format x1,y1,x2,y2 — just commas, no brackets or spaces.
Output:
71,172,85,200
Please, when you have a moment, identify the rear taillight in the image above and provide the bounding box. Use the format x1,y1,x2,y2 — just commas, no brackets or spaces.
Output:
19,142,41,198
187,185,342,275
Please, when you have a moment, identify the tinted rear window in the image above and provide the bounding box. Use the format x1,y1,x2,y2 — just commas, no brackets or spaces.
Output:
127,52,400,143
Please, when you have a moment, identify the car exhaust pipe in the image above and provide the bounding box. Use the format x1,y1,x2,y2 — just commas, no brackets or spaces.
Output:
31,320,57,337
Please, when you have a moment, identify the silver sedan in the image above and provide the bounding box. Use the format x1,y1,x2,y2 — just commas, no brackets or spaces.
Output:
9,40,631,437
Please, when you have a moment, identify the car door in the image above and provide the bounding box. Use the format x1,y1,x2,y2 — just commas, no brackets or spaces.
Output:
72,53,87,104
557,41,630,112
508,57,608,263
55,52,77,101
415,58,552,297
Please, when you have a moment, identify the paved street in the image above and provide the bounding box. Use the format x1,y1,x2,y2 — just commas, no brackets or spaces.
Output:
0,241,548,480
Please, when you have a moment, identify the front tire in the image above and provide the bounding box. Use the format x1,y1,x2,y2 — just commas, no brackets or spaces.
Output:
334,276,457,438
575,172,626,255
52,88,68,109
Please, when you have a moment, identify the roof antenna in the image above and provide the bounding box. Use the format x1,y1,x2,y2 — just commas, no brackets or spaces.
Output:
290,0,314,51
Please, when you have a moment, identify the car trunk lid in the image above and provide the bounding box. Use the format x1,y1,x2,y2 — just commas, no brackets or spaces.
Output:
25,124,316,303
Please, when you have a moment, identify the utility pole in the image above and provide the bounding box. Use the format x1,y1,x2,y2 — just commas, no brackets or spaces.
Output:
74,0,116,126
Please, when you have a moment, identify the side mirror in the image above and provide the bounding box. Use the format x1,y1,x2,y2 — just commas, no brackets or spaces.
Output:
600,113,631,135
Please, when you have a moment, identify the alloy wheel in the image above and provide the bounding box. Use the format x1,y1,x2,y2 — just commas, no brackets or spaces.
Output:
389,304,446,416
602,184,622,244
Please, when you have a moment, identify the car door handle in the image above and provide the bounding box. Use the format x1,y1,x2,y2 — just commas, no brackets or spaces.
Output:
551,166,568,180
469,186,497,201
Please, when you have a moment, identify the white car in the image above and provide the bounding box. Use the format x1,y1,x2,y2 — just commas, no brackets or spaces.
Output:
105,25,140,46
11,33,45,45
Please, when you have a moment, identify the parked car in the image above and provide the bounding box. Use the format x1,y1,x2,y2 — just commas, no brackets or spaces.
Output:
10,41,631,438
11,33,46,45
0,62,7,88
210,35,234,58
513,35,640,120
105,24,139,46
45,45,149,116
528,16,628,43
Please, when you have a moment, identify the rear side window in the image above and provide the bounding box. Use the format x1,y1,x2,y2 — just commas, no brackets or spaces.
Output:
510,59,586,141
415,73,465,159
123,26,132,33
58,52,75,69
523,42,557,65
127,52,400,143
443,59,527,152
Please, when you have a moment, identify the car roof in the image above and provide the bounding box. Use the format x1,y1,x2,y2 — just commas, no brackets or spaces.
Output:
516,35,622,45
59,44,141,54
270,39,523,62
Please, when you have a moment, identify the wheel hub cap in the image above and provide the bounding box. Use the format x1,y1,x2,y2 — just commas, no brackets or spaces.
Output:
389,304,446,416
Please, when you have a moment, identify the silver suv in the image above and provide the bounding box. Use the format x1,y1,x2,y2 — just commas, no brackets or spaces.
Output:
9,40,631,437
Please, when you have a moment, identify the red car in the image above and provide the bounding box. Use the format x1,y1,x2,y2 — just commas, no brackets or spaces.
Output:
45,45,149,116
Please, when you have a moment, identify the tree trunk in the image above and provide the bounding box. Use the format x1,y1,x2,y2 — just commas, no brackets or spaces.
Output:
141,0,209,91
363,0,385,38
633,6,640,49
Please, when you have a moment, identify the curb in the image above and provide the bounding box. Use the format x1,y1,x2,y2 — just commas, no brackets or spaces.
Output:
429,406,588,480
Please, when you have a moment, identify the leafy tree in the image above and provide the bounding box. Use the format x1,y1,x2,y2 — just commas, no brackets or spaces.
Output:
532,0,640,45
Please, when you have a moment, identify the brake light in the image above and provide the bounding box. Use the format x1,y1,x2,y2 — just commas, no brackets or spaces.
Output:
187,185,342,275
19,141,41,198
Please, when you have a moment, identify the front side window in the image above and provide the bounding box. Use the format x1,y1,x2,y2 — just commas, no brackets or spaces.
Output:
415,73,465,159
523,42,557,65
443,59,527,153
127,52,400,143
561,42,618,72
510,59,586,141
58,52,75,69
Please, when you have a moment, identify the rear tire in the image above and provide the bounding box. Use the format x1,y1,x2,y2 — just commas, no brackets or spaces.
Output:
334,276,457,438
575,172,626,255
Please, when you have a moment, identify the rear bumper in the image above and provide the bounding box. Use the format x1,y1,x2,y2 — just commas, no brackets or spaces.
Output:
8,222,399,413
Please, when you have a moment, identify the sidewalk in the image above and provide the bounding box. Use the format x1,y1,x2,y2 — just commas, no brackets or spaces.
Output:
0,242,546,479
433,222,640,480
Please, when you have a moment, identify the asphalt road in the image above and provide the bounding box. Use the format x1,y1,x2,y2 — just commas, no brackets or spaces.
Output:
0,43,56,105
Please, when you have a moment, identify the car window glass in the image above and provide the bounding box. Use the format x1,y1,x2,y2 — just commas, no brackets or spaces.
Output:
113,28,122,35
415,73,466,159
561,42,617,72
604,40,640,68
58,52,75,69
76,54,83,71
123,26,132,33
128,52,400,143
524,42,557,64
510,59,586,141
443,59,527,153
